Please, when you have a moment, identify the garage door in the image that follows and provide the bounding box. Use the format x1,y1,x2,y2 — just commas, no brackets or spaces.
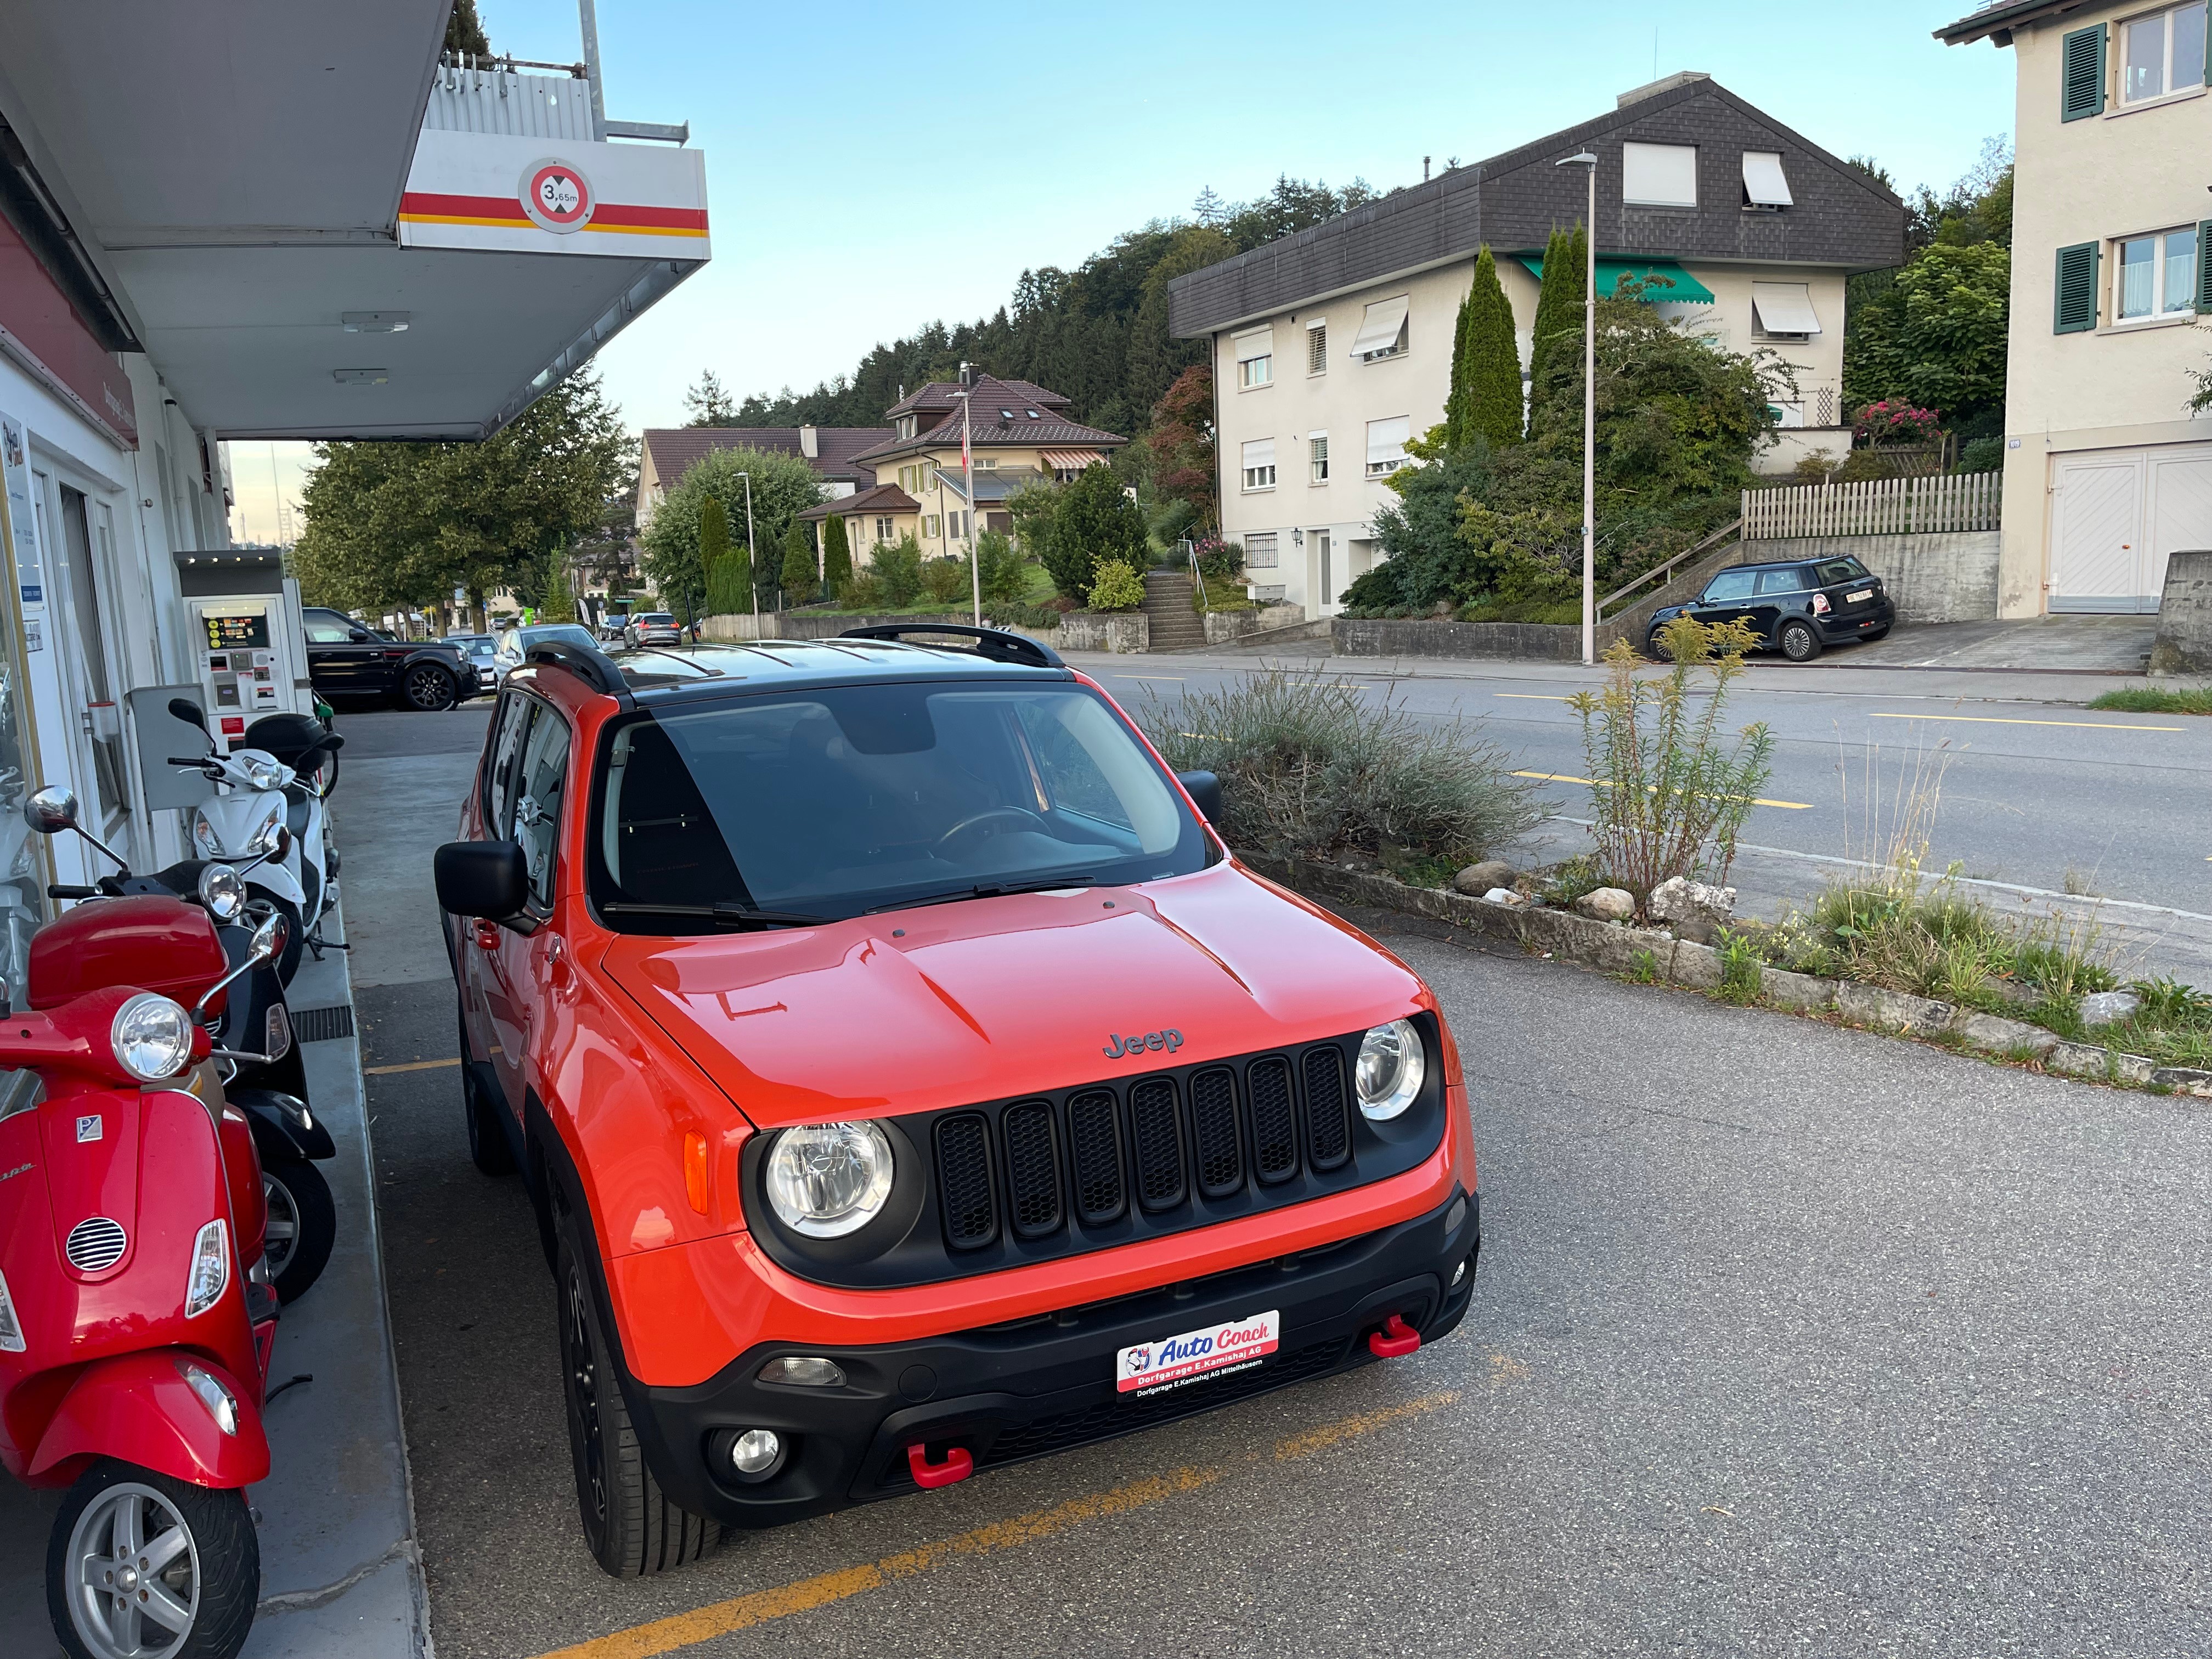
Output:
2050,442,2212,612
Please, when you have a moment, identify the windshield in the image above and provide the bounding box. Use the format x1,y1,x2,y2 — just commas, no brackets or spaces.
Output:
521,624,599,651
590,681,1211,928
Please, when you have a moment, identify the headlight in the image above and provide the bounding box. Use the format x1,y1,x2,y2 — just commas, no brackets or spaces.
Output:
1354,1019,1426,1121
113,992,194,1081
241,755,284,790
764,1121,894,1238
197,862,246,921
193,815,223,856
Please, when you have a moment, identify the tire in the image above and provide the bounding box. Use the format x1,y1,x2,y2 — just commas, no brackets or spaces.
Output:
459,1006,516,1176
1779,619,1823,662
556,1214,720,1577
1644,629,1673,662
399,663,458,713
49,1459,259,1659
262,1156,336,1304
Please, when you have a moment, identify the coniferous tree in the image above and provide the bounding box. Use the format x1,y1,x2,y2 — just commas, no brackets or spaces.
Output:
698,495,737,614
821,514,853,593
779,520,817,605
1526,223,1588,444
1463,247,1523,450
1442,287,1477,448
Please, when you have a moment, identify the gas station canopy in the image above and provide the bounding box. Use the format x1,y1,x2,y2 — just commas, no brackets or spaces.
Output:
0,0,707,442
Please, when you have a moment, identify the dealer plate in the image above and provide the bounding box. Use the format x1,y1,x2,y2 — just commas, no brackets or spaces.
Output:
1116,1309,1279,1395
1846,588,1872,603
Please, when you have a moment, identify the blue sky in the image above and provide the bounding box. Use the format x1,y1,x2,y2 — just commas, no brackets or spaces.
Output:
230,1,2016,541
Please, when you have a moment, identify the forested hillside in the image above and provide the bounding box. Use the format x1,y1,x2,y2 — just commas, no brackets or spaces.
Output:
693,178,1379,442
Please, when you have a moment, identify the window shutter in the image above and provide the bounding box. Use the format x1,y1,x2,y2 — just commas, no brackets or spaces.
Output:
2061,24,2105,121
2054,241,2100,333
2199,221,2212,313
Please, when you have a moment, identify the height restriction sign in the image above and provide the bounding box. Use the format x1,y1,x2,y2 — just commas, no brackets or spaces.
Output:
520,160,594,234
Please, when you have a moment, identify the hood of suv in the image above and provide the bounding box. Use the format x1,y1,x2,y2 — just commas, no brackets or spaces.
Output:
597,862,1426,1130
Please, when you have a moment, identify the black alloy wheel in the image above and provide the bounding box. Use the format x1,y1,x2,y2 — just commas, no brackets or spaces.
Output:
1779,619,1823,662
400,664,458,713
261,1158,335,1304
555,1215,720,1577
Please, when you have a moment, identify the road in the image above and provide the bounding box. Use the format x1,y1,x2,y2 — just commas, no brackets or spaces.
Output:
1072,649,2212,916
333,696,2212,1659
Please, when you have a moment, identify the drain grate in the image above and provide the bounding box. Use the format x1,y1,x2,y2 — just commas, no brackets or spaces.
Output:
292,1005,356,1043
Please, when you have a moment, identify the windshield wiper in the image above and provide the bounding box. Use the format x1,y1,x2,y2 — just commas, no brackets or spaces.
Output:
601,900,834,929
867,874,1099,915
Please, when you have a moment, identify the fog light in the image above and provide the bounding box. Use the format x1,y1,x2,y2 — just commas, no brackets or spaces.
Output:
758,1356,845,1389
1451,1259,1469,1289
730,1429,781,1475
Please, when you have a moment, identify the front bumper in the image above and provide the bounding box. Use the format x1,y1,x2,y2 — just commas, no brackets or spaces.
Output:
619,1188,1479,1528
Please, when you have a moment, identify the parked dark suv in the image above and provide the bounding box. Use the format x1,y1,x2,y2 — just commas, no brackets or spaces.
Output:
302,606,478,710
1647,556,1894,662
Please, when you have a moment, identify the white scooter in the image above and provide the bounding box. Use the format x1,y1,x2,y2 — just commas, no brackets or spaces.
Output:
167,698,342,984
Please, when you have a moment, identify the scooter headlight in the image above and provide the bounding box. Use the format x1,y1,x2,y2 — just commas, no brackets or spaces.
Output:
183,1219,229,1319
112,991,194,1082
240,755,284,791
196,862,246,922
193,815,224,857
1354,1018,1426,1121
764,1121,895,1238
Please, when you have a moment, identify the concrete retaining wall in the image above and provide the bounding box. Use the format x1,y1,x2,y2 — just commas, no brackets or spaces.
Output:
2149,548,2212,677
1203,602,1307,646
1054,612,1148,653
1737,530,2000,623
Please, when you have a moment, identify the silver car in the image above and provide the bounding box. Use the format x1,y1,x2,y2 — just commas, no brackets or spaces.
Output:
624,612,685,648
445,633,500,689
492,622,602,679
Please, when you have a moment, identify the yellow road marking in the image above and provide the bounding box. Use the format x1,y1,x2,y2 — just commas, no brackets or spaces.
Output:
363,1057,461,1076
527,1391,1458,1659
1868,712,2181,732
1511,770,1813,810
1493,693,1573,701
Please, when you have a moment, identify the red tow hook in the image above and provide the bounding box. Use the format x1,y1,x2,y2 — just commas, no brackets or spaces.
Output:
1368,1314,1421,1359
907,1442,973,1489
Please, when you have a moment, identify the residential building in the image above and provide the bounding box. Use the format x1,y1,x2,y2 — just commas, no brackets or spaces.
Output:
1169,72,1905,616
1940,0,2212,614
634,423,893,533
0,4,701,990
800,377,1127,562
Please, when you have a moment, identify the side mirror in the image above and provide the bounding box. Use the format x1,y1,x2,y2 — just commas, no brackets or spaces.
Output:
168,697,208,732
24,786,79,834
348,627,371,643
249,909,289,964
435,840,529,921
1176,769,1221,826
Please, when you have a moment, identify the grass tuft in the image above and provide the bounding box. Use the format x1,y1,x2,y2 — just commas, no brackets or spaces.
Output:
2086,685,2212,715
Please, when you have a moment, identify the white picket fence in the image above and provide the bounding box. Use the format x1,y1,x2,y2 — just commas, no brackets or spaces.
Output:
1741,471,2001,540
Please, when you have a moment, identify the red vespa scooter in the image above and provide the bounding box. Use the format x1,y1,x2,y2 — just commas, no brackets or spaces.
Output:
0,861,290,1657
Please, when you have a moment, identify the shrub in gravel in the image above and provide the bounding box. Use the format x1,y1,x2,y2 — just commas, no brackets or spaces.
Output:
1140,672,1536,868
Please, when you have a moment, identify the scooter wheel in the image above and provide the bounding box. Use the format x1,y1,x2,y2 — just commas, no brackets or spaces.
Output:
49,1458,259,1659
264,1156,337,1304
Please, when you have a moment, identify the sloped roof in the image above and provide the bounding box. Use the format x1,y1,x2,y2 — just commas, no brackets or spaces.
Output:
640,425,894,487
851,408,1124,466
933,467,1047,505
1934,0,2087,44
796,481,919,520
1168,75,1905,337
885,376,1070,417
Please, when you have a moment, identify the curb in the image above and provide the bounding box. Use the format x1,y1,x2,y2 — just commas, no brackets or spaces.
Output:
1240,853,2212,1098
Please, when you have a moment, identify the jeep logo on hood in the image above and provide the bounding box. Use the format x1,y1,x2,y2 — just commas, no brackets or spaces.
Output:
1103,1029,1183,1059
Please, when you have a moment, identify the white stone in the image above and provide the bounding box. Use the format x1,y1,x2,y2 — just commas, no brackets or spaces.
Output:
1481,887,1525,907
1647,876,1737,944
2079,989,2142,1029
1575,887,1636,921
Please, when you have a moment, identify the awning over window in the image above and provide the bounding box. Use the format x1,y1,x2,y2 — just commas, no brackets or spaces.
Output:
1516,255,1717,305
1233,326,1274,362
1742,150,1793,208
1364,416,1409,465
1751,281,1822,335
1349,296,1409,358
1040,449,1103,472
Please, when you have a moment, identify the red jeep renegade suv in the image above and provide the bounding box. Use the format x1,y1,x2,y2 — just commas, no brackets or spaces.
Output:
435,626,1479,1576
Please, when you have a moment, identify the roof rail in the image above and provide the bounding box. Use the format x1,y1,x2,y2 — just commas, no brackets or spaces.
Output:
837,623,1064,669
523,638,626,696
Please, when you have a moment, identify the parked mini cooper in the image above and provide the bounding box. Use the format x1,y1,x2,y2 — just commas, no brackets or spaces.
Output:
1647,555,1894,661
434,625,1478,1576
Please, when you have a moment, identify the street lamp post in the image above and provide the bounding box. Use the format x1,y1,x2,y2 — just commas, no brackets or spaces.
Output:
1555,149,1598,667
955,362,979,625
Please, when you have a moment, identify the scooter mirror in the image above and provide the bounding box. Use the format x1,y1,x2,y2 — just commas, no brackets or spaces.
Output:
249,910,290,965
23,786,79,834
168,697,210,732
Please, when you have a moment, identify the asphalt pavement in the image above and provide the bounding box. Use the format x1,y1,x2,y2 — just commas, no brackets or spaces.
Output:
332,697,2212,1659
